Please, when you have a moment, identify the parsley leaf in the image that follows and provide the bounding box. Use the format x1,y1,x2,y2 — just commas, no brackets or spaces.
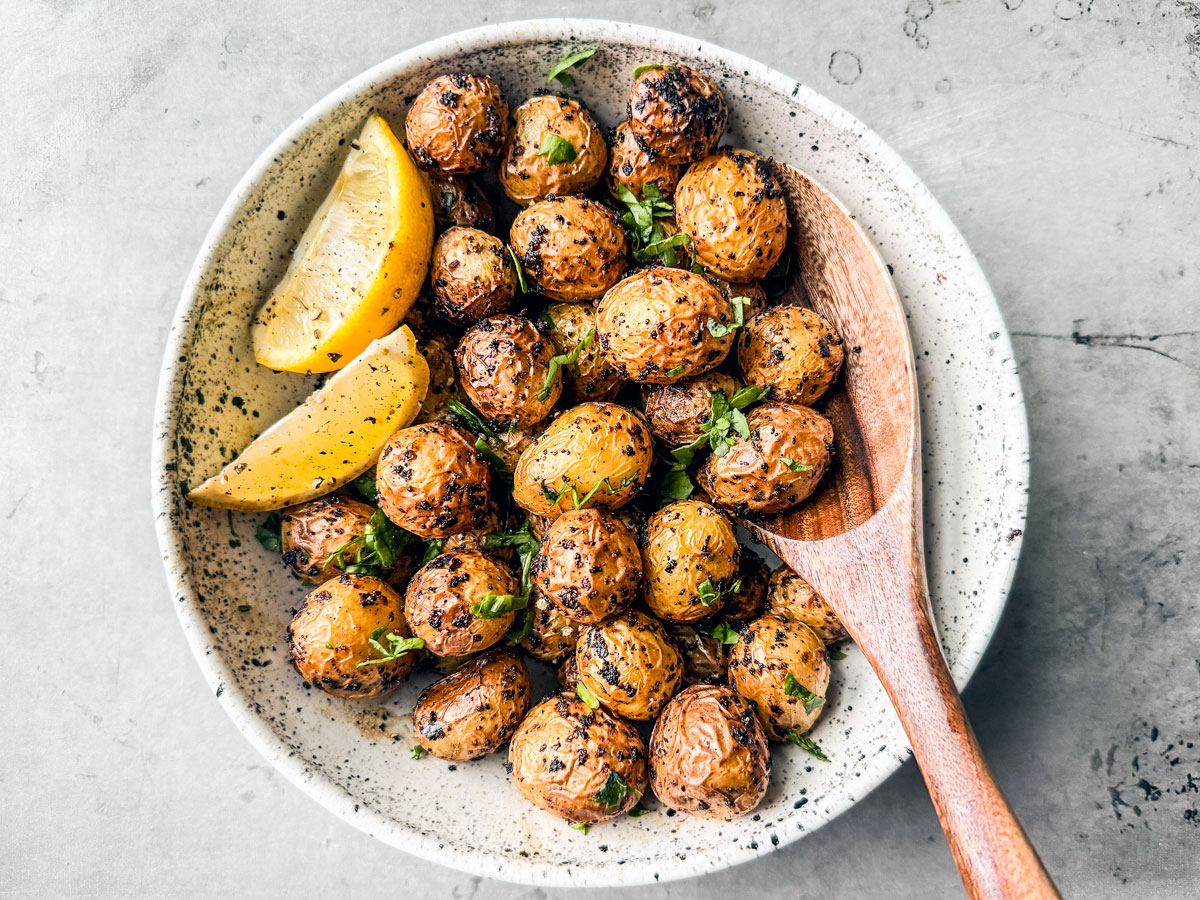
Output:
787,727,830,762
782,457,815,473
440,191,456,219
697,621,740,645
633,230,694,264
783,671,827,715
570,822,590,834
663,364,686,378
593,770,637,808
471,592,529,619
707,295,751,338
614,182,689,265
412,745,425,760
656,385,772,498
483,520,542,642
659,465,695,501
627,805,651,818
352,471,379,502
539,327,596,402
633,63,675,78
446,398,497,439
507,245,529,294
538,133,577,165
255,513,283,553
698,577,741,607
421,538,445,565
540,473,639,510
356,629,424,668
576,681,600,709
828,647,848,660
547,46,597,84
323,509,410,576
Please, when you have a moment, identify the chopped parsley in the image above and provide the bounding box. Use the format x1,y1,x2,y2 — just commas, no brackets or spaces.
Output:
783,670,827,715
412,745,425,760
538,327,596,402
575,681,600,709
781,457,815,473
633,63,675,78
352,470,379,502
507,244,529,293
787,727,830,762
697,620,740,645
471,591,530,619
237,604,251,613
627,805,652,818
541,473,639,510
707,295,751,338
446,398,511,483
255,512,283,553
593,770,637,808
547,46,598,85
323,509,410,576
663,364,686,378
569,822,590,834
482,520,541,641
356,628,424,668
421,538,445,565
613,182,696,267
698,577,741,607
538,133,577,165
828,647,848,660
762,249,793,301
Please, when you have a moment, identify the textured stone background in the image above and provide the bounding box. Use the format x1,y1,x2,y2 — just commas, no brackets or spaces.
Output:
3,1,1198,897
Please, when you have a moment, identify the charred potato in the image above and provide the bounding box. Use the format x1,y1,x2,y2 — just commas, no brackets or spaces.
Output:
404,550,517,656
455,314,560,428
430,226,517,325
698,404,834,515
641,371,738,447
575,610,683,720
596,266,734,383
642,500,741,623
521,595,583,662
669,623,732,685
737,306,844,405
557,652,581,690
498,95,607,205
626,64,727,165
377,422,494,538
281,496,388,583
531,509,643,624
509,694,648,824
543,301,625,401
287,575,416,699
414,332,462,424
405,73,508,175
607,119,683,200
675,148,788,282
430,175,495,233
766,566,849,644
413,649,530,761
510,196,628,302
729,614,829,739
649,684,770,819
722,551,769,621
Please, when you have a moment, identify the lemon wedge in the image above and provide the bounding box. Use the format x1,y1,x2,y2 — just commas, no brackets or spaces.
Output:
187,326,429,511
251,114,433,374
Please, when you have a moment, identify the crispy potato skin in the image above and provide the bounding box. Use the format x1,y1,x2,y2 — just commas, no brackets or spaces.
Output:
738,306,845,405
430,227,516,325
281,496,378,583
766,566,849,643
405,74,508,175
575,610,683,720
413,649,531,761
596,266,734,383
429,176,495,234
626,65,727,165
510,196,628,302
699,404,834,516
376,422,494,538
512,402,654,518
641,371,738,447
607,120,683,200
520,595,583,662
728,614,830,740
649,684,770,819
675,149,789,281
404,550,516,657
543,302,625,401
722,551,770,621
287,575,415,699
498,96,607,205
669,623,731,686
413,332,462,425
531,509,643,624
509,694,648,824
643,500,740,623
455,314,559,428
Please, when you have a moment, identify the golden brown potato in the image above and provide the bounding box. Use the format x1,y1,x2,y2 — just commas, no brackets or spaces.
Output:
509,693,648,824
626,64,727,165
699,404,834,516
429,175,495,233
404,549,516,657
377,422,494,538
531,509,642,624
543,301,625,401
669,623,732,685
766,566,849,643
642,500,741,623
413,332,463,424
596,266,734,383
498,95,607,205
649,683,770,819
737,306,844,405
575,610,683,720
430,227,517,326
510,196,629,302
728,614,830,740
512,402,653,518
281,496,387,583
722,551,769,621
287,575,416,699
708,276,768,319
405,74,508,175
675,148,789,282
557,652,581,690
607,119,683,200
413,649,530,761
521,595,583,662
454,314,559,429
641,371,738,447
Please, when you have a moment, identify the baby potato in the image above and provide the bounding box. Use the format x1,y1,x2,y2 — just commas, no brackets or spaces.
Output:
498,95,607,206
376,421,494,538
575,610,683,720
404,549,517,657
649,684,770,820
626,64,727,165
455,314,559,429
405,73,508,175
669,623,732,686
532,509,642,624
543,301,625,401
281,496,381,583
521,595,583,663
698,404,834,516
596,266,734,383
738,306,845,405
728,614,830,740
641,371,738,447
287,574,416,699
430,227,517,326
413,648,531,761
510,196,629,302
509,693,648,825
643,500,741,623
607,119,683,200
429,175,495,234
512,402,653,518
722,551,769,622
675,148,789,282
413,332,463,425
766,566,849,644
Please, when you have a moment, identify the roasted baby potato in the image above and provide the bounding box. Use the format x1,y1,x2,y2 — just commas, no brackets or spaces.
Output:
510,196,629,302
698,404,834,515
607,119,683,200
728,614,830,740
575,609,683,720
641,371,738,447
722,551,769,622
413,332,463,425
287,574,417,699
596,266,734,383
512,402,653,518
429,175,496,234
281,496,390,583
669,623,732,686
521,595,583,662
737,306,845,405
675,148,788,282
626,64,727,165
509,693,648,825
430,226,517,326
376,422,494,538
413,648,530,761
649,683,770,819
642,500,741,623
531,508,643,624
405,73,508,175
766,566,849,644
498,95,608,205
543,301,625,401
404,549,517,657
455,314,560,428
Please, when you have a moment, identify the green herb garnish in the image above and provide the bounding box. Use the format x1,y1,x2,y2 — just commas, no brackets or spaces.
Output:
538,133,577,165
783,671,827,715
482,520,542,642
627,805,651,818
828,647,848,660
421,539,445,565
507,244,529,294
255,512,283,553
541,473,639,510
471,592,530,619
787,727,830,762
237,604,251,613
412,745,425,760
613,182,693,265
698,577,741,607
633,63,675,78
697,621,740,645
663,364,686,378
356,628,425,668
633,230,694,264
547,46,598,85
324,509,410,576
352,470,379,502
707,295,750,338
446,398,497,439
576,681,600,709
538,327,596,402
570,822,590,834
782,457,814,473
593,770,637,808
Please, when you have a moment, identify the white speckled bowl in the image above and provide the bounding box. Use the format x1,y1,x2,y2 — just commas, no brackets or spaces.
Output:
151,19,1028,887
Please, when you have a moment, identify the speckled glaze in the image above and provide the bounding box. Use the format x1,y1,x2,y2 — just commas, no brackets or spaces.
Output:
151,19,1029,888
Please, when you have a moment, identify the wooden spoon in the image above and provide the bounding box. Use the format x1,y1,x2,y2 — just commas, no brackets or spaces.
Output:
740,162,1059,900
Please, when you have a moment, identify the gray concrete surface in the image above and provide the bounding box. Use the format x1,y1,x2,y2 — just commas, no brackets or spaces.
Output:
3,0,1198,896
